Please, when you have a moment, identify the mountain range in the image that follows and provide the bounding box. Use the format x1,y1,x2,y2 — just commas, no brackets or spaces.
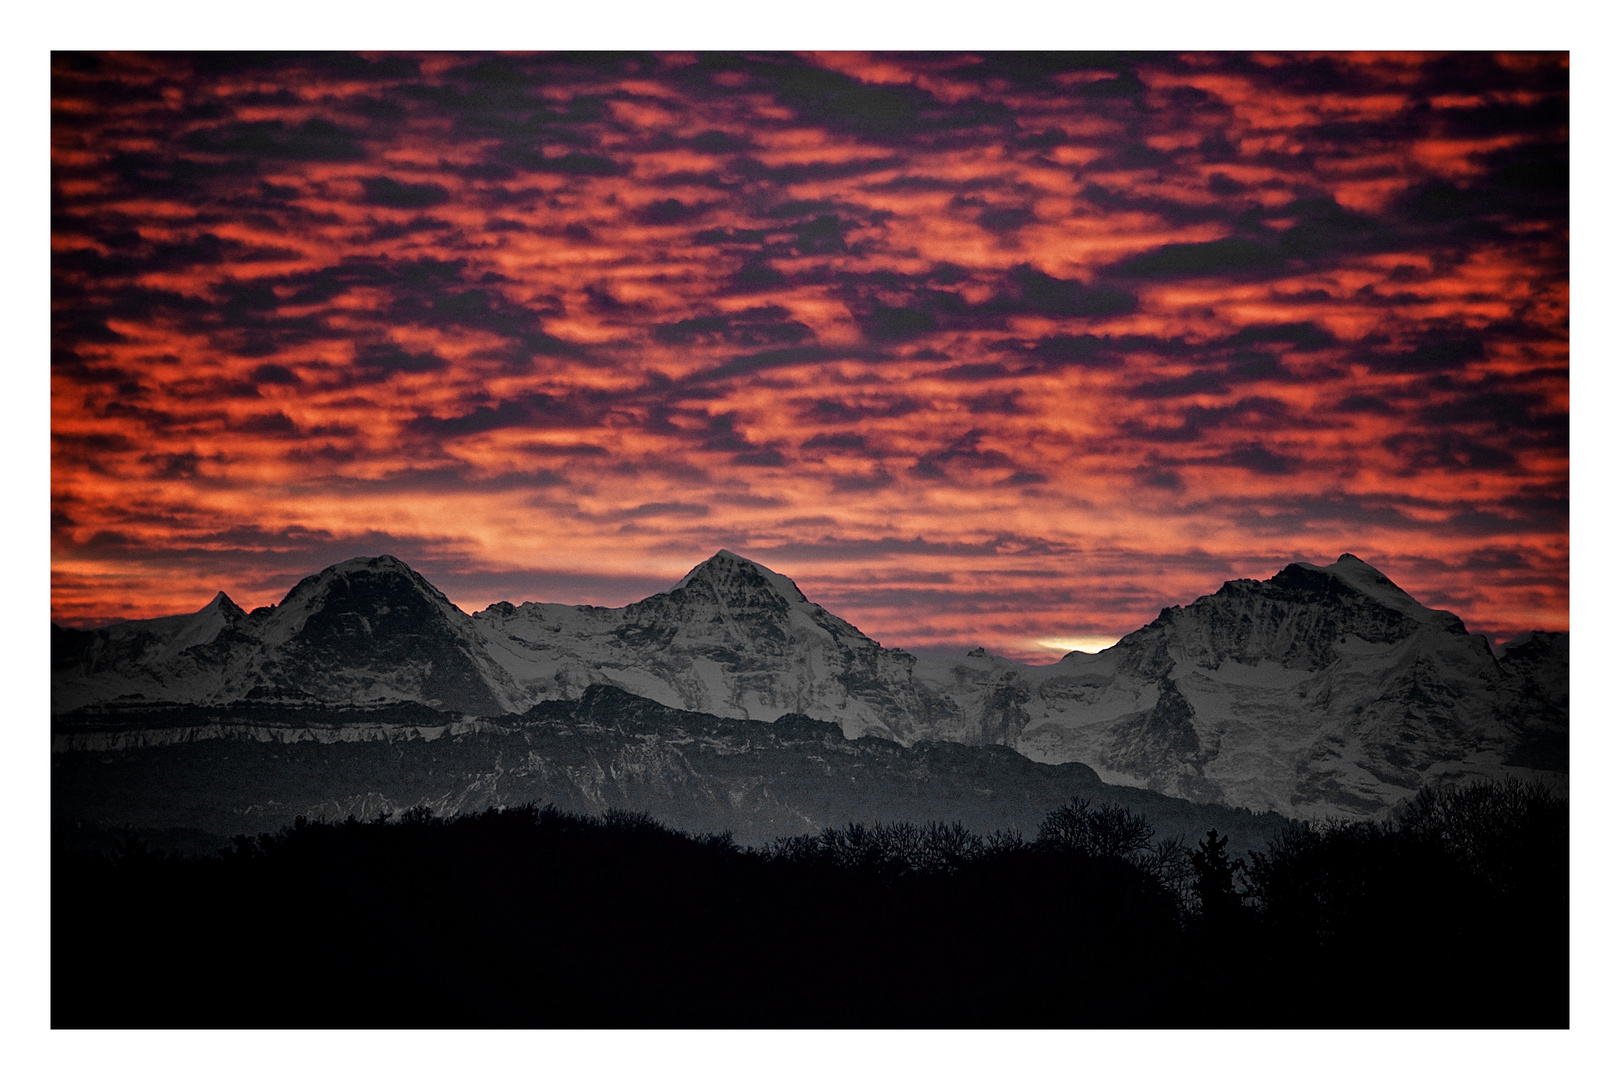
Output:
52,550,1567,821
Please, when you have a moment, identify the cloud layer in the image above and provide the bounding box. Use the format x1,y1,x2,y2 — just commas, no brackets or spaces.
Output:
51,51,1568,658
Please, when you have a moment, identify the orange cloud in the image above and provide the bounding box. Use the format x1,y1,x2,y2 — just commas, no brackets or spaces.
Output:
50,52,1568,657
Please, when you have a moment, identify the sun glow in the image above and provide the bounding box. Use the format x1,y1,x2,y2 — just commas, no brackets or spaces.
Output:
1035,637,1122,656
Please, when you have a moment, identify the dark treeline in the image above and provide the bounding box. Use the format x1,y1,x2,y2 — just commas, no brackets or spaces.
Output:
54,779,1567,1028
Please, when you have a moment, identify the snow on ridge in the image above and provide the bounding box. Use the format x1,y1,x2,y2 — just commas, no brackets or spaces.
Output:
1288,552,1439,620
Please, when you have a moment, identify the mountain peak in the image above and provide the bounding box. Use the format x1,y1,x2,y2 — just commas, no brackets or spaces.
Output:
259,553,463,642
1283,553,1433,620
697,549,757,571
326,553,415,575
286,554,436,597
200,591,246,619
673,550,809,605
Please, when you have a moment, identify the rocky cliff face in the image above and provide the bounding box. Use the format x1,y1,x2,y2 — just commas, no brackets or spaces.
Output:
52,551,1568,819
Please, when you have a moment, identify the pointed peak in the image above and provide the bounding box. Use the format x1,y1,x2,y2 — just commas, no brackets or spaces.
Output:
200,591,245,618
672,550,808,604
1299,553,1396,588
1277,554,1443,622
679,549,768,580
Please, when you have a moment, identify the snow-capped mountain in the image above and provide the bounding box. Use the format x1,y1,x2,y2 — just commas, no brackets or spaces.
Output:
471,550,978,743
52,550,1568,819
926,555,1567,817
52,555,524,715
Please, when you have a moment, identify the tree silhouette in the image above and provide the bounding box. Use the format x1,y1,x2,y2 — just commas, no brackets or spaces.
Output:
1036,796,1154,859
1188,828,1246,922
52,783,1567,1028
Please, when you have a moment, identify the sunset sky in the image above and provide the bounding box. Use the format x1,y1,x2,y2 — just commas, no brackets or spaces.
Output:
49,51,1568,660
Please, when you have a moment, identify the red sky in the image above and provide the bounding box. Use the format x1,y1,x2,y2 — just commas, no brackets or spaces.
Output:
50,51,1568,660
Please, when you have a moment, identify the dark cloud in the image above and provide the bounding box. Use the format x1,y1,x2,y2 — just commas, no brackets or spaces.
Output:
1359,334,1487,375
740,58,930,140
731,449,788,467
1115,236,1286,278
997,265,1138,318
697,412,778,458
860,302,938,342
53,431,137,472
1383,431,1520,473
688,129,755,153
1222,322,1337,350
233,412,300,436
1020,334,1118,369
1133,370,1233,399
499,147,625,176
1081,182,1233,228
654,306,813,347
909,430,1017,481
186,118,368,163
405,392,605,437
246,362,298,383
797,397,923,424
697,345,865,382
637,197,713,225
361,176,451,208
626,501,710,518
965,391,1025,415
975,205,1036,233
1207,443,1301,475
1123,397,1294,444
1335,394,1398,415
1132,462,1185,492
1417,387,1563,439
725,257,788,294
802,432,868,451
353,344,449,374
753,532,1077,563
365,215,455,240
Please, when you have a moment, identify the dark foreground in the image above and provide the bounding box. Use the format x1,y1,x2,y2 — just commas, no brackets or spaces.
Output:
54,780,1567,1028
